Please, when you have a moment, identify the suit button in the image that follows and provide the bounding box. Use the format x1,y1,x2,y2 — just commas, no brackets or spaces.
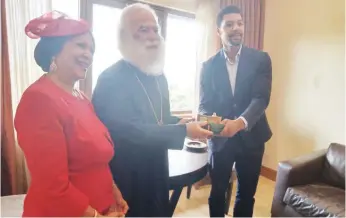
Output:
233,104,237,108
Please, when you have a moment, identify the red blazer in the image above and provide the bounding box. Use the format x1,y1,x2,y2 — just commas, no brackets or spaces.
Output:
14,75,116,217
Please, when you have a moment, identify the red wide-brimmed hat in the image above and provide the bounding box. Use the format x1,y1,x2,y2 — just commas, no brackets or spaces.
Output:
25,10,91,39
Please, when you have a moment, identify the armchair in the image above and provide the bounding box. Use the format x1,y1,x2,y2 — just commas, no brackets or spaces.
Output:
271,143,345,217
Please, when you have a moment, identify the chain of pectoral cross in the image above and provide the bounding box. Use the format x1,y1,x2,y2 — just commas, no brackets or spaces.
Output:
134,73,163,125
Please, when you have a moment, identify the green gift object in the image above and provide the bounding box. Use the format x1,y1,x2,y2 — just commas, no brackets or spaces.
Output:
209,122,225,134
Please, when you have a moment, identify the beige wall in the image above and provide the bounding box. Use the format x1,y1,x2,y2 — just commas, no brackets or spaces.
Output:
263,0,345,169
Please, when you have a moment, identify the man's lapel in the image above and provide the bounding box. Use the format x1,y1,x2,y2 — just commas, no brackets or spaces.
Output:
214,51,234,101
234,46,252,97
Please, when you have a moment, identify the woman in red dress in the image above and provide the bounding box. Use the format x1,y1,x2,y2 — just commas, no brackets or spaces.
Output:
14,11,128,217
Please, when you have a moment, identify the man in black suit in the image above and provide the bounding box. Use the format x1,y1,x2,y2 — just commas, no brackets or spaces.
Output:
198,5,273,217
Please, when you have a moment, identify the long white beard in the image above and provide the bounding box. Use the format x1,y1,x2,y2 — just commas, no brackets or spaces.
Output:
120,37,165,76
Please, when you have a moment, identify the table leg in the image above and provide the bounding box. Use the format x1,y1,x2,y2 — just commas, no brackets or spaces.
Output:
169,186,183,216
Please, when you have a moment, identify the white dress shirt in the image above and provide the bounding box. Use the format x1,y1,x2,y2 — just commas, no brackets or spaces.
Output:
223,46,248,129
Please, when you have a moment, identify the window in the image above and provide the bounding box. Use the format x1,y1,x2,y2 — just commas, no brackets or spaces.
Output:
91,4,123,91
52,0,79,19
164,14,197,112
53,0,198,114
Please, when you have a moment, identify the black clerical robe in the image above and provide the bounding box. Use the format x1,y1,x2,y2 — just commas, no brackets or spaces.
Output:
92,60,187,217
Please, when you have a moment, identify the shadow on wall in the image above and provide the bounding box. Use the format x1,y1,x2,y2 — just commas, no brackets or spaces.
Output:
264,34,344,168
276,127,316,163
263,37,297,169
262,0,345,170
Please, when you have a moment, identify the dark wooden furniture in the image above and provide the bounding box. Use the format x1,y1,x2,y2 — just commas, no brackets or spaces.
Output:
168,149,208,216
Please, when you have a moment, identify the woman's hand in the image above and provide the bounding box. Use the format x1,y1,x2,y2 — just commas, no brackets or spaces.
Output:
108,198,128,216
109,184,129,215
104,211,125,217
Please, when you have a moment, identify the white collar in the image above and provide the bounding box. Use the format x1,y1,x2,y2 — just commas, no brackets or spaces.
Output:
223,45,242,64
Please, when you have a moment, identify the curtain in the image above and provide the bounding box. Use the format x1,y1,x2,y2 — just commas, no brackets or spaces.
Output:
193,0,220,116
219,0,266,50
5,0,52,194
1,0,17,196
192,0,221,189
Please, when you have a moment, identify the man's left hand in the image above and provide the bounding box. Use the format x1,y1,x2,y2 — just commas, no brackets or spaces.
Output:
219,118,245,137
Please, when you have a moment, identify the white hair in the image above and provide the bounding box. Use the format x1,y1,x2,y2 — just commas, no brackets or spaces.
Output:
116,3,165,76
116,3,158,49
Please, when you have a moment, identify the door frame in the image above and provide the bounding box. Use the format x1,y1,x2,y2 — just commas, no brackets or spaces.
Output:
79,0,128,97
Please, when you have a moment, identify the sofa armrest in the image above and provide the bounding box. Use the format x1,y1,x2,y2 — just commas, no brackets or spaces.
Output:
271,149,327,216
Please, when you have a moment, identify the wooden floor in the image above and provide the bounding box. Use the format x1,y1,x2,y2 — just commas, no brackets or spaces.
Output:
172,176,275,217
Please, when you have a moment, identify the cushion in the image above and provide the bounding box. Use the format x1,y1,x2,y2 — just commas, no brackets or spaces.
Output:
283,183,345,217
322,143,345,189
1,194,25,217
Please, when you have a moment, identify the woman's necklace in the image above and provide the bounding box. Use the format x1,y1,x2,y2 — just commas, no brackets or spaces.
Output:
134,73,163,125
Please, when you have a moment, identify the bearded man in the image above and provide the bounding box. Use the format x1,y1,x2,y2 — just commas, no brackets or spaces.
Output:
92,3,213,217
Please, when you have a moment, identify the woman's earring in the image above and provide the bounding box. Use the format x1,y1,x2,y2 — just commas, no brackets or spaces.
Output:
49,59,57,72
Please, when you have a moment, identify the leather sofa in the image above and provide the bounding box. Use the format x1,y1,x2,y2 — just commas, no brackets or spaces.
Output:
271,143,345,217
